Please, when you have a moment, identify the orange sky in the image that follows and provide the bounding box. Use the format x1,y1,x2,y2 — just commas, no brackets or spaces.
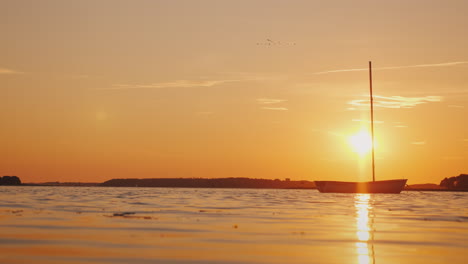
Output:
1,0,467,184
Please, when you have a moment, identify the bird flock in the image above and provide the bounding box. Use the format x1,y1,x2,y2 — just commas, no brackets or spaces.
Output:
256,39,296,46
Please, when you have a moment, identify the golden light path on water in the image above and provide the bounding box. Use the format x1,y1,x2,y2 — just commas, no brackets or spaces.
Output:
355,194,375,264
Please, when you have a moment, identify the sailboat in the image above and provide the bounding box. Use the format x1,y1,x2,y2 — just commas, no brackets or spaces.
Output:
315,61,407,194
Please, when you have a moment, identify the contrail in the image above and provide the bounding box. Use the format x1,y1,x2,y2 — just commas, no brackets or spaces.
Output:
314,61,468,75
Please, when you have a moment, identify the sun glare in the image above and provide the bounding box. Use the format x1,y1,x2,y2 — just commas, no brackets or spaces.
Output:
349,131,373,155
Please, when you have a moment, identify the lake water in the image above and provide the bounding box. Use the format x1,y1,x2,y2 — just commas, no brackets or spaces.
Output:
0,186,467,264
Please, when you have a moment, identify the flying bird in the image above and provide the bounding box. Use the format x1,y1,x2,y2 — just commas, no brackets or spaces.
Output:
256,39,296,46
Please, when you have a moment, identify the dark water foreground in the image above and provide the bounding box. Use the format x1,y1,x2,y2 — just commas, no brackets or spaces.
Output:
0,187,467,264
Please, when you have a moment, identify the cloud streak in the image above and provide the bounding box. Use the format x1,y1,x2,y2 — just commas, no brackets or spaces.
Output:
393,122,408,128
448,105,465,108
105,79,239,90
261,107,288,111
0,68,23,74
314,61,468,75
257,98,288,111
350,95,442,109
256,98,287,104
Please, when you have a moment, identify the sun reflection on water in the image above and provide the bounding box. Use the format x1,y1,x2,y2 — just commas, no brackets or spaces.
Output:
355,194,375,264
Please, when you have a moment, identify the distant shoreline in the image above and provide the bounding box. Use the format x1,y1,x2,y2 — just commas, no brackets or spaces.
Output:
12,179,468,192
11,185,468,192
99,177,317,189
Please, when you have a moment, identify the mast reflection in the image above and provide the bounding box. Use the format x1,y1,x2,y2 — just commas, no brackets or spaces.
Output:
354,194,375,264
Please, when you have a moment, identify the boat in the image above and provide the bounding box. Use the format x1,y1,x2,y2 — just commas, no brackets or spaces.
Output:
315,179,407,194
315,61,407,193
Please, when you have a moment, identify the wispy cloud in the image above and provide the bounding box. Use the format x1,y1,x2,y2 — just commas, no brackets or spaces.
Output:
256,98,287,104
314,67,367,75
411,141,426,145
448,105,465,108
349,95,442,109
314,61,468,75
393,122,408,128
104,79,238,90
257,98,288,111
261,107,288,111
0,68,23,74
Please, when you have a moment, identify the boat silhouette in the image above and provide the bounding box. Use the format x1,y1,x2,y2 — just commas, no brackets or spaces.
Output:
315,61,407,193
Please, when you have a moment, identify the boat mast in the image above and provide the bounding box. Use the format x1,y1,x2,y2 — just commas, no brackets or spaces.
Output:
369,61,376,182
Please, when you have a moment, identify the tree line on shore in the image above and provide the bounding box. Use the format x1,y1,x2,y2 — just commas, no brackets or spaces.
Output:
100,177,316,189
3,174,468,190
439,174,468,190
0,176,21,185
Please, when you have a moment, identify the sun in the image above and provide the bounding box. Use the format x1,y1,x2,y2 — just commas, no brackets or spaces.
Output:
349,131,373,155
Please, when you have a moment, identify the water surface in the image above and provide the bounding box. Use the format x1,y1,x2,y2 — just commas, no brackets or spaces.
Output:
0,187,466,264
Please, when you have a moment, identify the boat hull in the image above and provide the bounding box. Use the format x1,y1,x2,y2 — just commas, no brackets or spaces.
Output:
314,179,407,194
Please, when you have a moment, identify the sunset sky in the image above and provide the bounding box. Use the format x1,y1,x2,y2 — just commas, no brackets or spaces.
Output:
2,0,467,184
